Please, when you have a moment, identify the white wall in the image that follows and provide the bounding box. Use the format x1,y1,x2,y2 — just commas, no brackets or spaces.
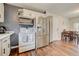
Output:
46,12,70,41
52,14,70,41
69,17,79,31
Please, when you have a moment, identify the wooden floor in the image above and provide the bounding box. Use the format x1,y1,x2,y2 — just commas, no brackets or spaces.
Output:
10,41,79,56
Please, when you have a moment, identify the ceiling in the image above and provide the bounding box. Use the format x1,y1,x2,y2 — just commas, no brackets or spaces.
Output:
8,3,79,18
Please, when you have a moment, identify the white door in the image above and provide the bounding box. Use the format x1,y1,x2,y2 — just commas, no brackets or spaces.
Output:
74,23,79,31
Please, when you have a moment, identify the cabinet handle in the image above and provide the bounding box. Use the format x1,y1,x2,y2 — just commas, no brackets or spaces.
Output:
3,49,5,54
8,44,10,48
25,36,28,42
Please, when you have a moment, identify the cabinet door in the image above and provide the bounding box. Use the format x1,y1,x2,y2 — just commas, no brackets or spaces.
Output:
2,45,7,56
1,37,10,56
23,9,35,18
6,41,10,56
36,17,44,48
0,3,4,22
43,18,49,46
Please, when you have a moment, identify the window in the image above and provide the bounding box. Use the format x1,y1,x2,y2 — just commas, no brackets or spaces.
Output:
74,23,79,31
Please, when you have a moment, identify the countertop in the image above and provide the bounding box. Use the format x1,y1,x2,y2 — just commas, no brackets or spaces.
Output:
0,31,14,40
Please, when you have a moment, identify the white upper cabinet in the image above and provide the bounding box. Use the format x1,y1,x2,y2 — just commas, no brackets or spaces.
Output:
18,9,35,19
0,3,4,22
17,8,45,20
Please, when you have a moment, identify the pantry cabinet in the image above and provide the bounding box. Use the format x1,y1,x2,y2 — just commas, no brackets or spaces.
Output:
0,3,4,22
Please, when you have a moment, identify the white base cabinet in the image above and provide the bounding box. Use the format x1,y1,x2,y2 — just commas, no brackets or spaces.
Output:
0,31,14,56
1,37,10,56
0,36,10,56
0,41,1,55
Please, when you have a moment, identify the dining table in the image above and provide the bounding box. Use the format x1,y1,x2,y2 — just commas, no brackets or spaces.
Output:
61,31,79,46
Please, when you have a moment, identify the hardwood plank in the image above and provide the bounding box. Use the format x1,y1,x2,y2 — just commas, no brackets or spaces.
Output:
10,40,79,56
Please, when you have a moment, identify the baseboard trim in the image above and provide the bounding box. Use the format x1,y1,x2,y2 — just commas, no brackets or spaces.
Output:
11,46,19,49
